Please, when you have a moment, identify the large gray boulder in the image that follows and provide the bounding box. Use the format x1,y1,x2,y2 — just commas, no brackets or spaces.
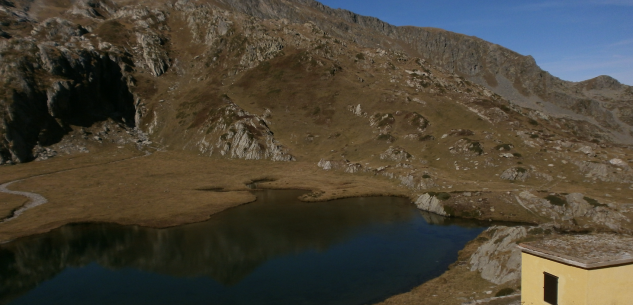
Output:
563,193,592,220
469,226,527,285
414,193,447,216
500,167,530,182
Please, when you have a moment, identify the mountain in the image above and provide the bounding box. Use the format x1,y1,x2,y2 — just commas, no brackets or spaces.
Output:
1,0,633,208
1,0,631,167
219,0,633,143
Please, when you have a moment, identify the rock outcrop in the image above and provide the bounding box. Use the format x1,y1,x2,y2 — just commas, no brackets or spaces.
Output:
0,33,137,163
380,146,413,162
414,193,447,216
194,100,295,161
574,160,633,183
562,193,592,220
469,226,529,285
449,138,484,157
500,167,530,182
515,191,630,233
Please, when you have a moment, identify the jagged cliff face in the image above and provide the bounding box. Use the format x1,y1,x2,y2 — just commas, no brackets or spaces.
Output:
0,0,631,168
0,3,139,163
0,0,305,163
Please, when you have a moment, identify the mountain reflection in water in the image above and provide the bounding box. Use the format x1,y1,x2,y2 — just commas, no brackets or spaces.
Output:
0,190,487,305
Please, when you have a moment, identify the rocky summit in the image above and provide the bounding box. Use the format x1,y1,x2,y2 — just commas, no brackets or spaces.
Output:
1,0,633,304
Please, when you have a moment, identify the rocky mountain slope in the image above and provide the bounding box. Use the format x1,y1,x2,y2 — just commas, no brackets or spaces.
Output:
217,0,633,143
1,0,632,216
1,0,632,214
0,0,631,166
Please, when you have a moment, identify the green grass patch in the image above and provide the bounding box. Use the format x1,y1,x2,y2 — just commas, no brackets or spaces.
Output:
460,210,478,218
527,228,551,235
419,135,435,141
584,196,606,207
376,134,396,142
495,288,515,297
475,236,489,243
429,192,451,200
267,88,281,95
443,205,455,216
468,141,484,155
545,195,567,206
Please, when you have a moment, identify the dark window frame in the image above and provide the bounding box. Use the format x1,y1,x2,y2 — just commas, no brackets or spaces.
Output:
544,272,559,305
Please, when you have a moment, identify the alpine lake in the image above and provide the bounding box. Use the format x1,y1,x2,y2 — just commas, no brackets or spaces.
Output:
0,189,492,305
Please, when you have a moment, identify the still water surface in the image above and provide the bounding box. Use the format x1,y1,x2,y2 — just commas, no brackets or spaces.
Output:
0,190,488,305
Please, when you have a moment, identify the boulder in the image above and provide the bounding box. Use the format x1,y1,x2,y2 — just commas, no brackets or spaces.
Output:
469,226,527,284
609,158,628,167
414,193,447,216
563,193,591,220
500,167,530,181
577,146,595,156
380,146,413,162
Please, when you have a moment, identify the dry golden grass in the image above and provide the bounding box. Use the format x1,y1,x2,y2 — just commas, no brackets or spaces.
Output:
0,193,26,219
377,266,496,305
0,149,409,242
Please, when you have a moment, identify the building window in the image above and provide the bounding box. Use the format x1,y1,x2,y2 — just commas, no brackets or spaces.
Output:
544,272,558,305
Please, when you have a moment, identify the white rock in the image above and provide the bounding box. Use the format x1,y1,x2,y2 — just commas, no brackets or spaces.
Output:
469,226,527,284
577,146,594,156
609,158,628,167
500,167,529,181
414,193,447,216
563,193,591,220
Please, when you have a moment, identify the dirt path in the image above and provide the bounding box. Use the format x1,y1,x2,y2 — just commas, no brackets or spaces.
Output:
0,151,153,223
0,180,48,223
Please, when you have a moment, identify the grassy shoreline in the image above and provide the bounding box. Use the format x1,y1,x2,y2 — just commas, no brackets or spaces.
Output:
0,149,412,242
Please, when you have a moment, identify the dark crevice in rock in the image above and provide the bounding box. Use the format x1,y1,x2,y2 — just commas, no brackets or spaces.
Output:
1,46,136,163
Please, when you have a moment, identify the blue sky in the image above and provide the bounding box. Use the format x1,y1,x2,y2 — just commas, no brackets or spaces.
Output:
318,0,633,85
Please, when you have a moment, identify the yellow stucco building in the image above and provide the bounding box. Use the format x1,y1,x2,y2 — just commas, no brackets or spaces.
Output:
518,234,633,305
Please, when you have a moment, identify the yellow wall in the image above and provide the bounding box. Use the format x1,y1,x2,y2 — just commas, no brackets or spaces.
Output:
521,252,588,305
521,252,633,305
586,263,633,305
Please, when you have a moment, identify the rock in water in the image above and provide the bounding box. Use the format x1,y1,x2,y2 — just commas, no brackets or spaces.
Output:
414,193,447,216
